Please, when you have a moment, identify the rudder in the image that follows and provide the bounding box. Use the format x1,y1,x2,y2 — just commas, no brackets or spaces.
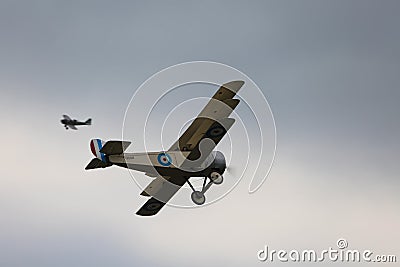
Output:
90,139,106,162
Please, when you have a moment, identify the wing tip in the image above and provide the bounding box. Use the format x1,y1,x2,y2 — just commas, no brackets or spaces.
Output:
136,198,166,216
222,80,245,91
136,211,155,216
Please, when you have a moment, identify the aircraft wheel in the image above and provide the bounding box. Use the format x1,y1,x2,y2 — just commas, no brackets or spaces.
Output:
210,172,223,185
191,191,205,205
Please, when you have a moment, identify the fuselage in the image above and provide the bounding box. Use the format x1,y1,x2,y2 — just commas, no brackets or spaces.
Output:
60,119,87,126
107,150,226,178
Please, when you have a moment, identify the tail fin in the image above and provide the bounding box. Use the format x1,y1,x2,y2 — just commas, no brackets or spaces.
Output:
90,139,106,162
85,118,92,125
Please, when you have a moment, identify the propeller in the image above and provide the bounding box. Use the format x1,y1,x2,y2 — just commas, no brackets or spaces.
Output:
225,166,236,175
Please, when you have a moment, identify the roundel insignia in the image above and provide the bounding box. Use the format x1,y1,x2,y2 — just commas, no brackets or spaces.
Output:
157,152,172,166
206,126,226,138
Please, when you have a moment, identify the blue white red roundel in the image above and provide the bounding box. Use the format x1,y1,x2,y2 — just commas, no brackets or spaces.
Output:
157,152,172,166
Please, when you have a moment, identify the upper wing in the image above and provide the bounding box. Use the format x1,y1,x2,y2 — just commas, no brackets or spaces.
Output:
136,175,186,216
63,114,72,120
168,80,244,158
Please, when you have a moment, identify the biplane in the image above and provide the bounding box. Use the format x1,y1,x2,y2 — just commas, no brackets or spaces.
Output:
85,80,244,216
60,115,91,130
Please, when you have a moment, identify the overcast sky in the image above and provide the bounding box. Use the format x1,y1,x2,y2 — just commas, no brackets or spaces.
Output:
0,1,399,266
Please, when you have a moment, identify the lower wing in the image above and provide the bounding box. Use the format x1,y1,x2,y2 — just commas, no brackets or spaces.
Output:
136,175,186,216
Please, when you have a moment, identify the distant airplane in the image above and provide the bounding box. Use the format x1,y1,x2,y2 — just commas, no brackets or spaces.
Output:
85,80,244,216
60,115,91,130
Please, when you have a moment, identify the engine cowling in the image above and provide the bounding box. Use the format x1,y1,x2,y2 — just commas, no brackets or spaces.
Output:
212,151,226,174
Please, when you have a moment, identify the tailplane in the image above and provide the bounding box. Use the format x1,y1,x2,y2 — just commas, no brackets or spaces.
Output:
85,158,112,170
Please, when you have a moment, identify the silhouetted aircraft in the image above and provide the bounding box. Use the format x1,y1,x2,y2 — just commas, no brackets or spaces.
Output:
60,115,91,130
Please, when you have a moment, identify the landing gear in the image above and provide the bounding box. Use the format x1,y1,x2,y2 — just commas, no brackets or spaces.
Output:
191,191,205,205
186,171,223,205
210,171,223,185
